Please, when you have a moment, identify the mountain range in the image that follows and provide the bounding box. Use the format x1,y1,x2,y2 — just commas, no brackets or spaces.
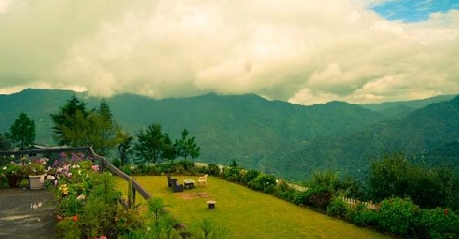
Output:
1,89,458,181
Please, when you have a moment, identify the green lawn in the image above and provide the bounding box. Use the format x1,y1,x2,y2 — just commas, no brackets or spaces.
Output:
115,175,393,239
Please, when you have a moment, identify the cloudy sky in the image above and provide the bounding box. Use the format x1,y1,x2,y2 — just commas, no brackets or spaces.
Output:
0,0,458,105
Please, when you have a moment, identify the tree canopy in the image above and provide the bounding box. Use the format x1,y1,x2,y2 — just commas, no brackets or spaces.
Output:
174,129,200,161
50,96,122,156
369,153,459,209
133,123,174,164
9,113,36,149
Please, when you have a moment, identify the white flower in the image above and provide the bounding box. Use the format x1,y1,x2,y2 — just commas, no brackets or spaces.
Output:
76,194,86,201
2,166,6,170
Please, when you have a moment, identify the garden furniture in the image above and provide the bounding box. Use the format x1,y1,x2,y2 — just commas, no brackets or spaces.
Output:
198,174,208,187
183,179,195,189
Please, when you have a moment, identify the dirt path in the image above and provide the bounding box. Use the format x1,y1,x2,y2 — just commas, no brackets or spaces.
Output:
0,188,56,239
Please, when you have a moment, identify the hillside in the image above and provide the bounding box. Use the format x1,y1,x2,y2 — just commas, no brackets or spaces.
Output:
281,95,459,180
0,89,457,180
360,94,456,119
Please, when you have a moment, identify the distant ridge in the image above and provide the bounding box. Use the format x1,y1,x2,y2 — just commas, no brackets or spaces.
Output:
0,89,458,180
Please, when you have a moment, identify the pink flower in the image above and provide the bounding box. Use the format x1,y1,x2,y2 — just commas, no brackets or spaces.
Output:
91,165,100,172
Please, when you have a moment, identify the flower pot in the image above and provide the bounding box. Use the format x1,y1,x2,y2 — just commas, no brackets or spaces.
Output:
7,175,21,188
29,174,46,190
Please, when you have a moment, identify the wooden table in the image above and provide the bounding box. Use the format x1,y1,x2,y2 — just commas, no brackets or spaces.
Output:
183,179,195,189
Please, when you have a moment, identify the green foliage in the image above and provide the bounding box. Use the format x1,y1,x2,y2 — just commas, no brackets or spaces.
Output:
56,219,81,239
118,133,133,166
309,170,340,190
327,196,348,218
9,112,35,149
50,96,122,155
222,162,240,182
0,133,11,150
247,173,277,194
346,204,380,227
4,90,459,182
192,218,228,239
134,123,175,164
86,100,124,156
240,169,260,185
417,208,459,239
303,186,334,211
273,180,296,202
205,164,221,177
369,153,459,210
369,153,410,200
119,164,135,175
50,95,87,146
147,198,167,223
378,197,420,236
174,129,200,161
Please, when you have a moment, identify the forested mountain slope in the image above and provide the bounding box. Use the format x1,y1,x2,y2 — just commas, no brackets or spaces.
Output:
0,89,457,180
280,95,459,180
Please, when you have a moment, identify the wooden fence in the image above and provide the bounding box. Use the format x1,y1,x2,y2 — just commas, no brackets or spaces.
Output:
0,146,152,208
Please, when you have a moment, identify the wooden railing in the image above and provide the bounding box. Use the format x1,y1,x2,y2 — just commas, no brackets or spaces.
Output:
88,147,152,207
0,146,152,208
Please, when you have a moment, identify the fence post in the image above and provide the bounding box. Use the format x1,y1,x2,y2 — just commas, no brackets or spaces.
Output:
128,178,136,209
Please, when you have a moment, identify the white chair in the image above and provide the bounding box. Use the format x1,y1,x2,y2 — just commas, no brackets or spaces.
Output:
198,174,208,187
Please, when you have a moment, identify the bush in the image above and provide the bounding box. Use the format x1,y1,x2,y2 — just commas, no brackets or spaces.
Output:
120,164,135,175
273,180,296,202
347,204,380,227
248,174,277,194
206,164,221,177
56,219,81,239
304,187,334,211
111,158,121,168
240,170,260,186
378,197,420,236
292,190,309,206
327,196,348,218
417,208,459,239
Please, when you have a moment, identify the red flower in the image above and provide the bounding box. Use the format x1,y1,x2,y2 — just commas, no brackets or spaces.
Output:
444,208,449,215
73,215,78,222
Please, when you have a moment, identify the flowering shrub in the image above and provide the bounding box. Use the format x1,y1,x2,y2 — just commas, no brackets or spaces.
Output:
2,162,23,177
49,154,142,239
24,157,49,176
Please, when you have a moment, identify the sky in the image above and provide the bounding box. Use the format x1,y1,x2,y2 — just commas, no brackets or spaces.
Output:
0,0,458,105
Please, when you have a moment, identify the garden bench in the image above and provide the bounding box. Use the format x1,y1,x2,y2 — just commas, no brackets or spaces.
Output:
167,175,183,192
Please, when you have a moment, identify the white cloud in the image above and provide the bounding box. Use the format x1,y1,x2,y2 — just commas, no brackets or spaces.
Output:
0,0,458,104
0,0,28,14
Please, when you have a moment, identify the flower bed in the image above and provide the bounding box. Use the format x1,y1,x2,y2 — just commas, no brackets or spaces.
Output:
47,153,144,239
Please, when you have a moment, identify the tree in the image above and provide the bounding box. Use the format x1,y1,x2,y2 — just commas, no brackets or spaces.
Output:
368,153,459,209
50,96,123,155
118,133,133,166
134,123,174,164
50,95,87,146
9,113,36,149
162,133,177,161
0,133,12,150
86,100,123,156
368,153,411,201
174,129,200,162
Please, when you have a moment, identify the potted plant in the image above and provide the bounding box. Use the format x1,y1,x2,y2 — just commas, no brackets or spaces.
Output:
1,163,23,188
25,158,48,190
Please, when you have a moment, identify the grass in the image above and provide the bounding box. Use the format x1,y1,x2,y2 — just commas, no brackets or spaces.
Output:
115,175,393,239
